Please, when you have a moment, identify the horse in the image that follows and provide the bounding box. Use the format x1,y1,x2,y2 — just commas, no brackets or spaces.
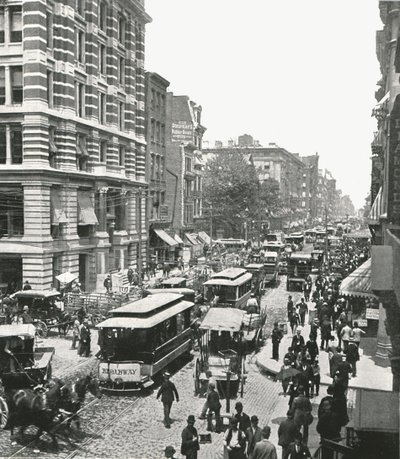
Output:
58,374,102,431
56,310,73,336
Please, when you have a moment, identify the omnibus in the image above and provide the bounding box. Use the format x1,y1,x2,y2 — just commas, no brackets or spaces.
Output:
96,293,194,392
305,229,316,243
264,231,285,244
203,267,252,309
262,241,286,258
215,238,247,253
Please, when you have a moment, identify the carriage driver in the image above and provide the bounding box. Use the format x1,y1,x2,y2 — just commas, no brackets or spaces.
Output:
21,305,33,324
2,335,24,372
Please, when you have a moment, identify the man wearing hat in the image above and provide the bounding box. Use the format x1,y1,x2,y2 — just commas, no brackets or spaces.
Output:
278,410,299,459
206,382,222,433
271,322,283,361
164,445,177,459
79,318,91,357
245,415,262,459
246,293,259,314
157,372,179,428
346,337,360,377
252,425,277,459
223,417,247,459
21,305,33,324
291,328,305,355
181,415,199,458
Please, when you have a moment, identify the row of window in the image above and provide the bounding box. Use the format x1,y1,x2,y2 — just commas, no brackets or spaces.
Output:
150,190,166,220
150,89,165,113
0,6,22,44
150,119,165,145
150,154,165,180
193,198,202,218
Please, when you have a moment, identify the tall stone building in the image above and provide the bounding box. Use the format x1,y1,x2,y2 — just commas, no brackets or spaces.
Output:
0,0,151,292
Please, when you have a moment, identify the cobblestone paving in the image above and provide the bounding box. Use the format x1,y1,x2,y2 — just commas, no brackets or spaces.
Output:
0,274,302,459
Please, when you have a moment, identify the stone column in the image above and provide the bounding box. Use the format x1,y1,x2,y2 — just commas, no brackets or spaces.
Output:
375,302,391,366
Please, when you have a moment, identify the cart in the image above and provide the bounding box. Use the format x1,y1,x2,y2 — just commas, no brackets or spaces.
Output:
193,308,247,402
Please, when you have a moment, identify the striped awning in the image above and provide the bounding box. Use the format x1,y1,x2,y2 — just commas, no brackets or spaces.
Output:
340,258,377,299
368,187,383,225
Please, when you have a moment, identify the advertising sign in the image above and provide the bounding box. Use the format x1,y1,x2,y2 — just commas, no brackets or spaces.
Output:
356,319,368,327
366,308,380,320
171,121,193,143
99,362,141,382
388,107,400,224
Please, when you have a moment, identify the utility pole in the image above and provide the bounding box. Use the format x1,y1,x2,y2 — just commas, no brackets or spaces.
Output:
137,188,143,286
324,205,328,271
209,203,213,261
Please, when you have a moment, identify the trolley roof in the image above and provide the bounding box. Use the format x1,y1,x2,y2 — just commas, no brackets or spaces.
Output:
204,272,252,287
210,268,247,280
200,308,245,332
96,300,193,329
0,324,36,338
244,263,264,270
145,288,194,295
290,253,312,261
111,292,184,316
13,289,61,299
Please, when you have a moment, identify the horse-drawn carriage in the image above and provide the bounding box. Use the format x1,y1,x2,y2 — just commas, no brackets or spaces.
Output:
12,290,72,338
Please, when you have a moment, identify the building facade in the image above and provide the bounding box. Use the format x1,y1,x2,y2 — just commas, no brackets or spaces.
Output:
0,0,150,292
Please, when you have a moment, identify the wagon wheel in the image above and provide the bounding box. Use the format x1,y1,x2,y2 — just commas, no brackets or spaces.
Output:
193,358,201,396
35,320,48,339
0,396,8,429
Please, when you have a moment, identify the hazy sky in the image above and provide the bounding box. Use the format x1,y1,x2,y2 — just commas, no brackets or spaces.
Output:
145,0,383,209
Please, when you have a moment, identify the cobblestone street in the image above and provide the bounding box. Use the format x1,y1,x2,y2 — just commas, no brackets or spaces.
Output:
0,276,303,459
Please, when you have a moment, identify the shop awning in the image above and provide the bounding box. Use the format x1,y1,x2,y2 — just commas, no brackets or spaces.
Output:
368,187,383,225
51,190,68,224
185,233,201,246
198,231,211,245
340,258,377,299
77,191,99,225
153,229,178,247
174,234,184,244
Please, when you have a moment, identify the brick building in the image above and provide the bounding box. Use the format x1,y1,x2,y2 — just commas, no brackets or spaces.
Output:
0,0,150,292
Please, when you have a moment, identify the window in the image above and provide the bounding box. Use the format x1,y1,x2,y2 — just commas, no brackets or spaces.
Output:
49,127,57,166
76,0,85,16
155,155,160,179
150,119,155,142
156,122,161,144
150,89,155,110
0,68,5,105
11,67,23,104
0,8,4,44
11,126,22,164
98,43,106,74
161,123,165,145
47,70,53,107
98,91,106,124
0,127,5,164
76,82,85,117
99,140,107,163
118,101,125,130
118,15,126,44
150,154,155,178
10,7,22,43
160,156,165,179
76,134,88,171
118,56,125,85
46,11,53,48
118,145,125,167
75,29,85,63
185,157,192,172
264,164,270,170
98,1,107,31
0,185,24,237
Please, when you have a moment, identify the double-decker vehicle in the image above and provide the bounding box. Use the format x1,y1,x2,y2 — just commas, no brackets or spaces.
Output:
214,238,247,253
285,232,304,251
263,252,279,286
203,268,252,309
286,253,313,291
96,293,194,392
304,229,316,243
262,241,286,258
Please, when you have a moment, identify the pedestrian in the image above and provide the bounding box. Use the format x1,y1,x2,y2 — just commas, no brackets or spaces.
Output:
280,359,294,395
103,274,112,294
245,415,263,459
278,411,299,459
297,299,308,327
340,322,352,353
309,318,319,342
181,415,200,459
316,400,342,459
71,316,80,350
252,425,277,459
206,382,222,433
271,322,283,360
305,336,319,364
291,328,305,355
297,358,313,399
320,316,332,351
79,319,91,357
328,346,342,378
334,355,352,393
127,266,134,285
290,385,313,446
199,370,217,419
310,356,320,398
233,401,251,432
224,417,247,459
23,280,32,291
21,305,33,324
346,338,359,377
284,347,297,367
317,385,334,419
157,372,179,428
77,305,86,324
286,431,311,459
289,309,300,335
164,445,178,459
287,296,294,321
351,321,365,347
246,293,259,314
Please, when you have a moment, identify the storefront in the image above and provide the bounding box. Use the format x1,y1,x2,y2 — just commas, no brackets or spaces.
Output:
149,228,179,264
340,258,379,336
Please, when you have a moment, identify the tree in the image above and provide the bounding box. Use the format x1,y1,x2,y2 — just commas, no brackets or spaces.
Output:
203,150,260,237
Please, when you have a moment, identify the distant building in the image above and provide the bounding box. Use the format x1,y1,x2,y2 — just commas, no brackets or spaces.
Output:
238,134,254,147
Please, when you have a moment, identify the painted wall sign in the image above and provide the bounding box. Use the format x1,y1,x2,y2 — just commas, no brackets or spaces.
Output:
171,121,193,143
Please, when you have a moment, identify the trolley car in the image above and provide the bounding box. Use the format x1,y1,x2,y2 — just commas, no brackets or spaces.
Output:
203,268,252,309
193,308,247,399
96,293,194,393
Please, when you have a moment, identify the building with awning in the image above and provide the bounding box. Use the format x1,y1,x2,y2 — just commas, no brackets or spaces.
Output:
77,191,99,225
184,232,203,257
368,187,383,225
340,258,376,299
197,231,211,245
149,228,180,264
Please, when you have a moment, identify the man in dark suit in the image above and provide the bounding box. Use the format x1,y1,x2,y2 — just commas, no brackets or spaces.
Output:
157,372,179,428
181,415,199,459
287,432,311,458
245,415,263,459
233,401,251,432
297,357,313,398
291,329,305,355
278,411,299,459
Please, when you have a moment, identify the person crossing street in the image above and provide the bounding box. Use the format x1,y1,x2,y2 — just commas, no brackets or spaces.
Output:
157,372,179,428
